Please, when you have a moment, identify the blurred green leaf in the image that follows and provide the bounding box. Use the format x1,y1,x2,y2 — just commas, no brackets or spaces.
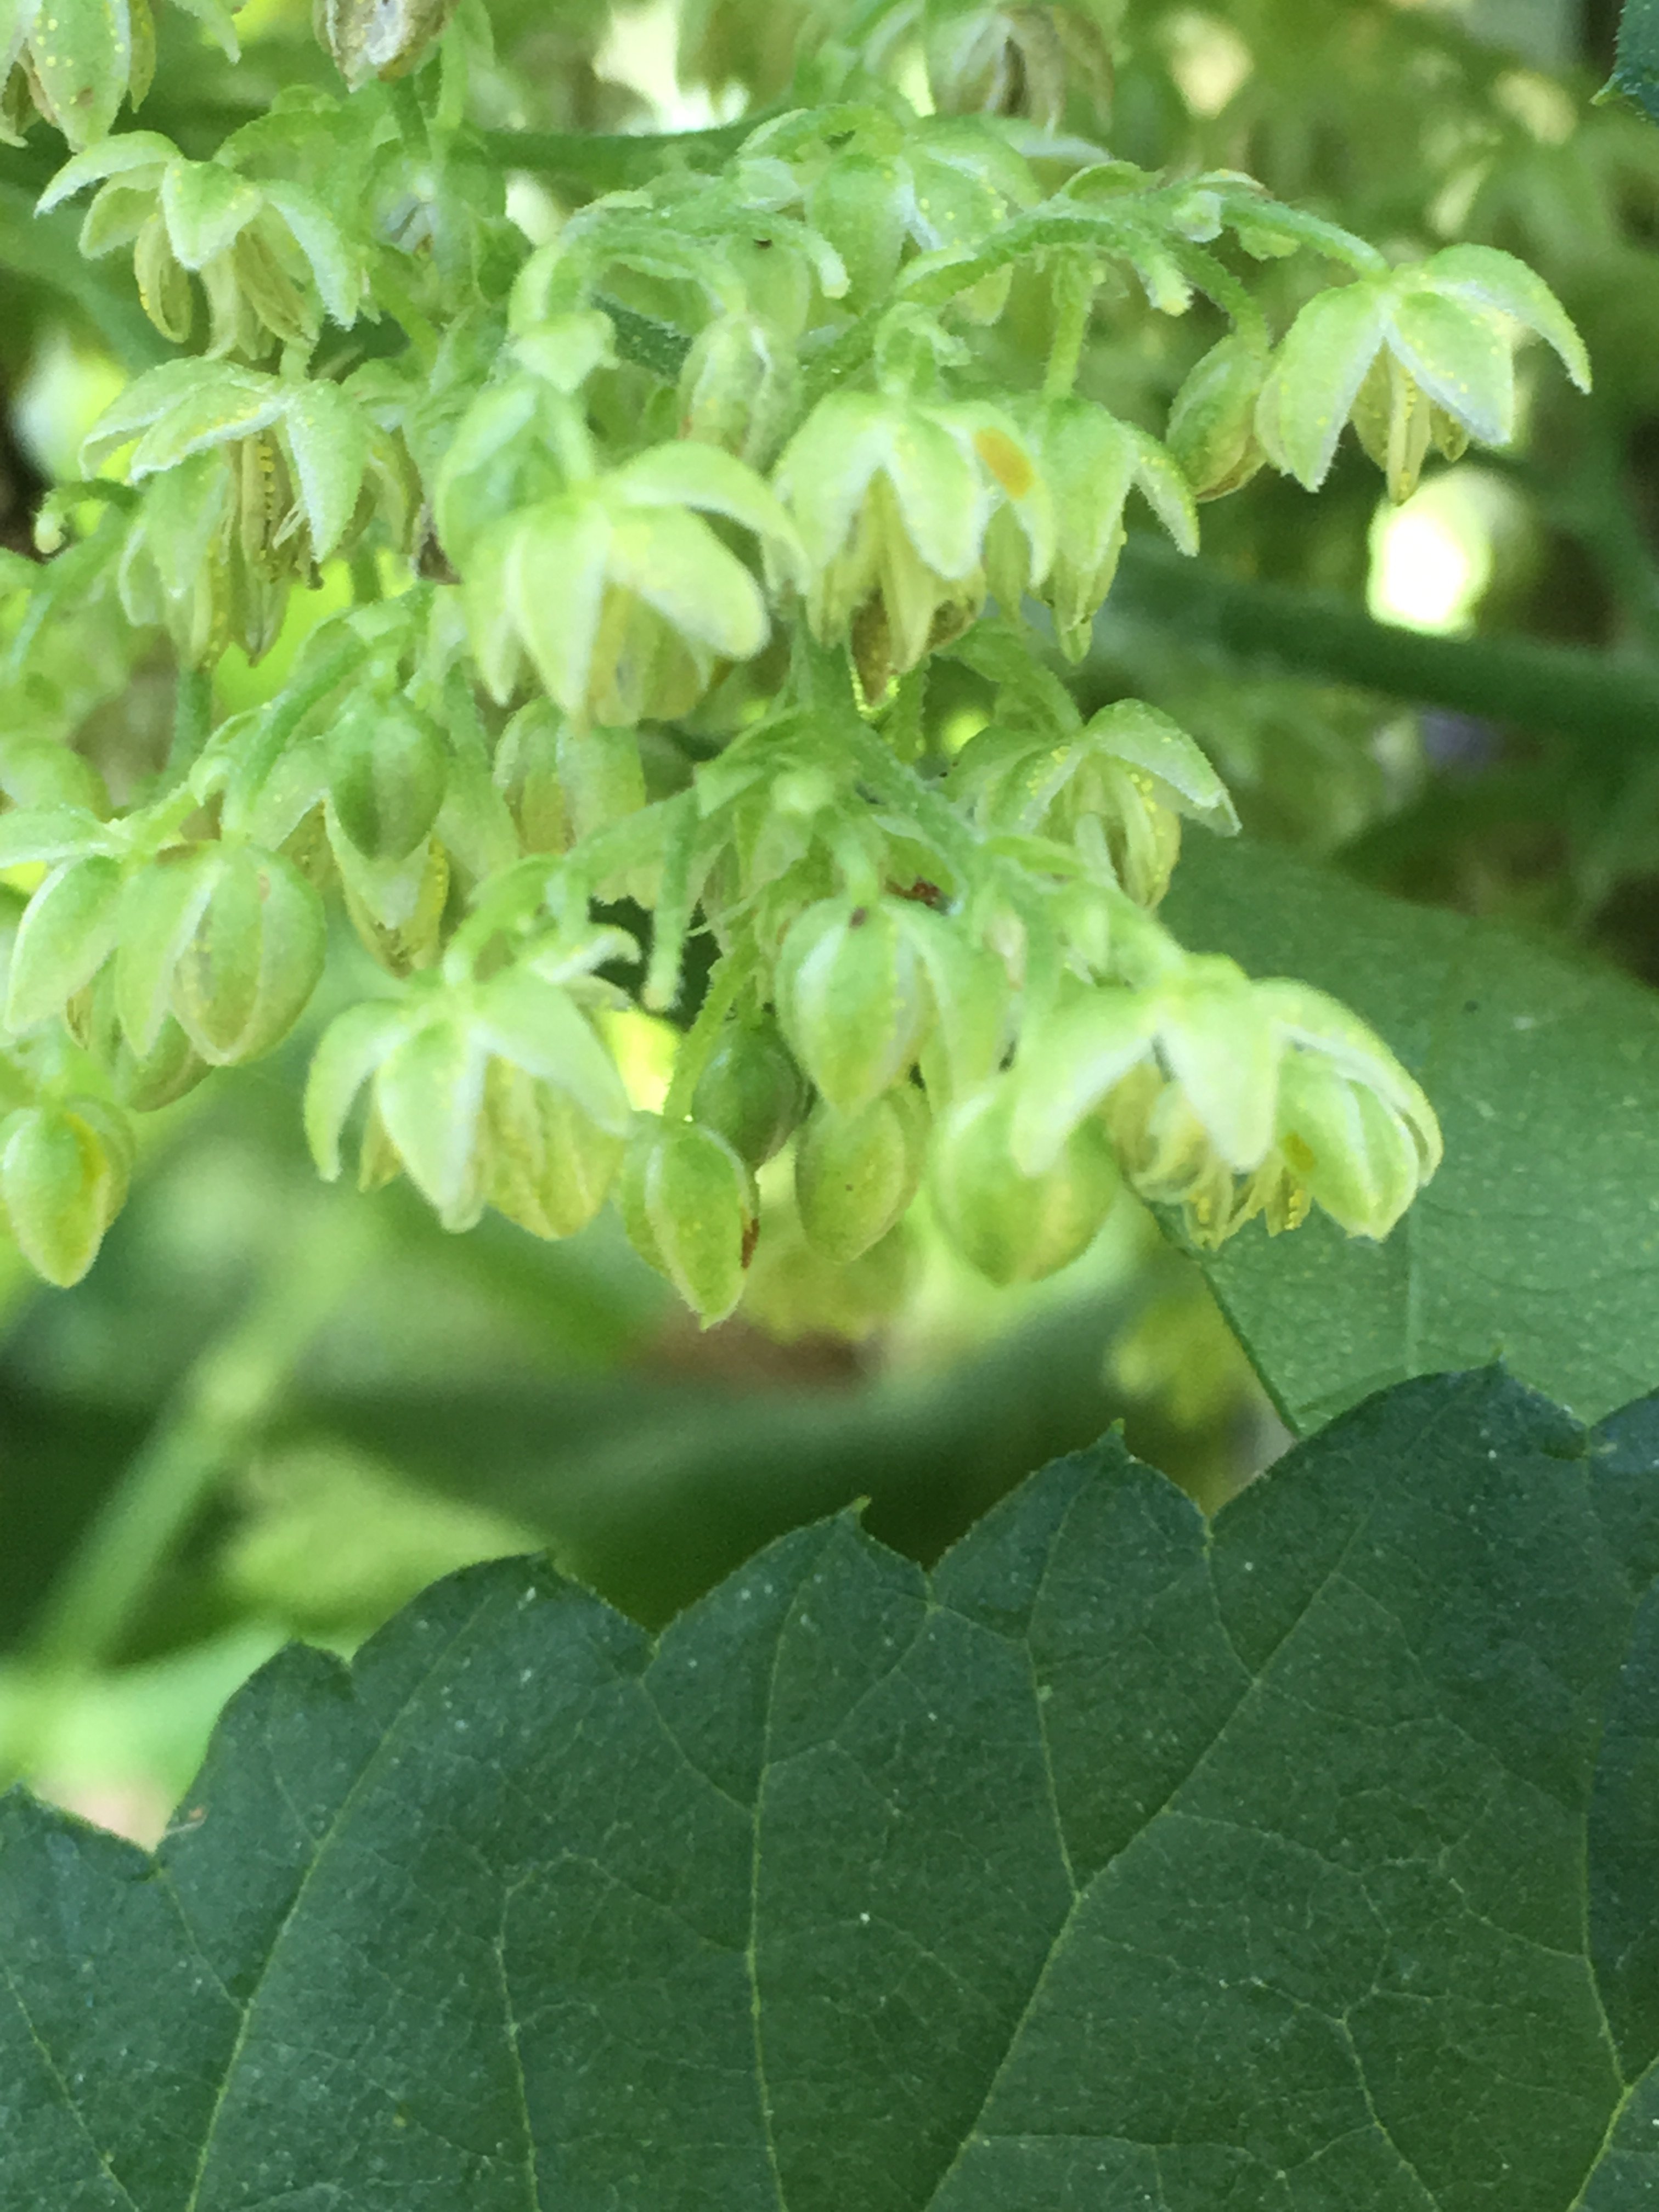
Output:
0,178,167,370
301,1286,1130,1627
2,1370,1657,2206
1164,837,1659,1430
221,1438,542,1637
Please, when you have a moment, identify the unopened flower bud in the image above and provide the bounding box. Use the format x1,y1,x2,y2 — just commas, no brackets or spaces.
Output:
795,1085,930,1265
0,1097,133,1287
328,693,449,864
67,970,211,1113
678,312,799,472
315,0,457,88
619,1115,757,1327
691,1014,809,1167
806,153,909,309
6,855,125,1034
182,849,326,1065
117,844,326,1068
1167,335,1271,501
775,896,933,1115
931,1077,1119,1285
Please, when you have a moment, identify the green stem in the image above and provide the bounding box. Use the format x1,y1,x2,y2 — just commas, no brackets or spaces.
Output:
163,664,213,787
349,546,384,605
1,1210,379,1786
1092,540,1659,760
663,949,751,1120
838,716,983,885
128,103,775,198
385,76,431,160
1043,256,1095,400
475,113,768,198
1172,242,1269,353
368,253,442,367
1557,429,1659,657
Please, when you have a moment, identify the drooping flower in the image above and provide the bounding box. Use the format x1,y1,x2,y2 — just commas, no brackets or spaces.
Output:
41,136,362,354
950,698,1238,906
466,442,803,726
772,387,1052,696
1012,961,1440,1246
1256,244,1590,504
992,398,1197,660
306,967,633,1234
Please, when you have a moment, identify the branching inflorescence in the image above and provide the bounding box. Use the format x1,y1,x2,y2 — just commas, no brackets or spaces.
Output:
0,0,1589,1317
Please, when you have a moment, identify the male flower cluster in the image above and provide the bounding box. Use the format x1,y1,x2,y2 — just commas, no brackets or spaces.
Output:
1012,962,1442,1248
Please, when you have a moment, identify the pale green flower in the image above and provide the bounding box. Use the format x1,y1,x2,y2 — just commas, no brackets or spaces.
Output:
950,699,1237,906
1011,962,1440,1246
1257,245,1590,504
306,968,631,1233
772,388,1052,696
41,135,362,353
466,442,803,726
996,399,1197,660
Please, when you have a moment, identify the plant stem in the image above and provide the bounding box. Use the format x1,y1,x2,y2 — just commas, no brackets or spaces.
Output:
1043,257,1095,400
662,949,751,1120
0,1209,379,1786
475,114,766,197
370,256,442,366
349,547,384,605
163,665,213,786
385,76,431,160
1091,540,1659,758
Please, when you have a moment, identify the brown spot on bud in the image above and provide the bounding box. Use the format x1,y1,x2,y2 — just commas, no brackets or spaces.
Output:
848,906,868,928
741,1216,760,1268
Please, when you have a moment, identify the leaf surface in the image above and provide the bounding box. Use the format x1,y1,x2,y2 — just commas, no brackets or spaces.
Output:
1613,0,1659,126
1163,836,1659,1430
3,1370,1659,2208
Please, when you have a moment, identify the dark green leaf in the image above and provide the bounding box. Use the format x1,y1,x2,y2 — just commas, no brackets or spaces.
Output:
3,1368,1659,2207
1163,836,1659,1431
1611,0,1659,126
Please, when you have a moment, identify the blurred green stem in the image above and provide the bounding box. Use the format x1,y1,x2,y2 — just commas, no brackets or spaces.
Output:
1096,541,1659,757
1,1211,379,1787
475,115,770,196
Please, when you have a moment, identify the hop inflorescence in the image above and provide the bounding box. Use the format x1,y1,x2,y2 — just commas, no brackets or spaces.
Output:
0,0,1590,1311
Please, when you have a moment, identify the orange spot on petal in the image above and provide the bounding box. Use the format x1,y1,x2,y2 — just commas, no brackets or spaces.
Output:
973,427,1034,499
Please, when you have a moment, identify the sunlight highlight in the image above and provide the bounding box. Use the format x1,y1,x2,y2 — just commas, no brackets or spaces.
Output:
1368,471,1497,634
